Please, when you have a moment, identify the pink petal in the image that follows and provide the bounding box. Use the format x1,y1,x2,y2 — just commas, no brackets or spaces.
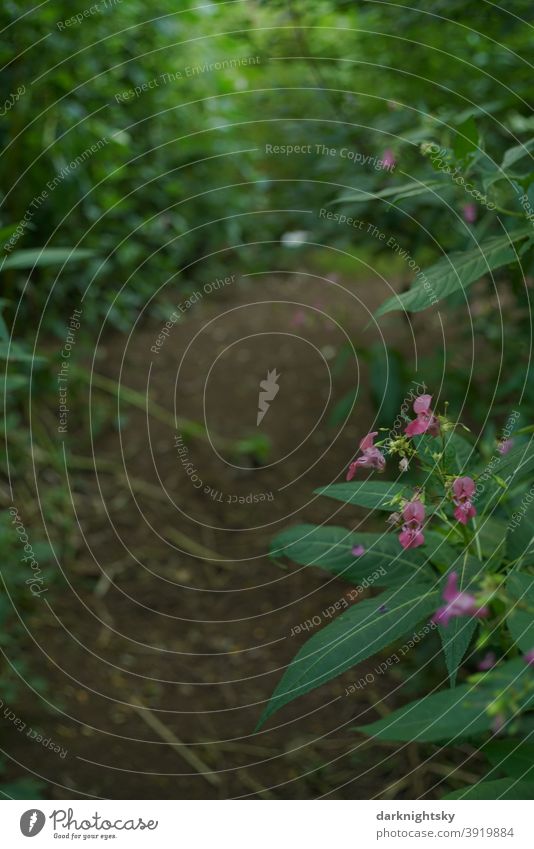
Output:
359,431,378,451
403,500,425,525
498,438,514,455
432,606,453,627
413,394,432,415
453,476,475,500
352,545,365,557
442,571,459,602
346,462,358,481
405,417,428,437
398,526,425,549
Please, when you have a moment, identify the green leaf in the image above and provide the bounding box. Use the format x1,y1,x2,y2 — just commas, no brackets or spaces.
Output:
453,117,479,164
270,524,427,584
0,247,94,271
315,480,405,511
272,523,459,588
257,583,437,727
501,138,534,172
507,571,534,651
376,227,532,317
443,431,475,473
445,778,534,800
477,441,534,512
333,180,442,206
358,658,534,742
485,740,534,781
506,498,534,562
438,559,482,687
440,618,477,688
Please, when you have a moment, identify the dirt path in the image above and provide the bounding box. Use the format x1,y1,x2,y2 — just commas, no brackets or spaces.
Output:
8,269,461,799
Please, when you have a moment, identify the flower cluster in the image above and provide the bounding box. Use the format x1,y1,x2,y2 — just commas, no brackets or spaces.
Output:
343,393,492,629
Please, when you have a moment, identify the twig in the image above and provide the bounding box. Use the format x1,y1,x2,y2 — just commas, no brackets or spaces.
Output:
129,696,221,788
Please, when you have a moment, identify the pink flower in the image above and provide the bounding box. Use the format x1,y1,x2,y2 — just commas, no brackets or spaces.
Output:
346,432,386,480
403,500,425,525
405,394,440,438
398,498,425,549
478,651,496,671
352,544,365,557
453,477,476,501
524,649,534,666
432,571,489,627
498,438,514,455
399,526,425,549
463,203,477,223
452,476,477,525
454,502,477,524
382,148,396,169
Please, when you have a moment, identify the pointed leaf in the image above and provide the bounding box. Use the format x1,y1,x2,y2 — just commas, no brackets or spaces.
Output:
376,227,532,317
257,583,437,727
315,480,405,511
358,659,533,742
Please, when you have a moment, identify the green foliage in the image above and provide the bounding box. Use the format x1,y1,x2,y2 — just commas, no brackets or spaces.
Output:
258,583,437,728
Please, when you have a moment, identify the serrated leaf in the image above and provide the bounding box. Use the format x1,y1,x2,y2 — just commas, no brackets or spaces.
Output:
270,524,426,584
438,559,481,687
257,583,437,727
376,227,532,317
315,480,405,511
333,180,441,206
501,138,534,171
357,658,533,742
440,618,477,688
